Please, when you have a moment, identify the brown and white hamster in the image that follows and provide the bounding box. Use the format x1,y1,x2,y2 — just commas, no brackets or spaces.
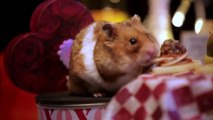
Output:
67,15,159,96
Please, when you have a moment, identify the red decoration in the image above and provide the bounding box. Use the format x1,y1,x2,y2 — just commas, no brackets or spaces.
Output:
3,0,94,94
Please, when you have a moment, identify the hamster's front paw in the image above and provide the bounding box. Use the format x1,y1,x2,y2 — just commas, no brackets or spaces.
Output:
93,93,106,98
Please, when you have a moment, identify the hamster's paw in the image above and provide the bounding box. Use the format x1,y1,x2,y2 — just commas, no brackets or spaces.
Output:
93,93,106,98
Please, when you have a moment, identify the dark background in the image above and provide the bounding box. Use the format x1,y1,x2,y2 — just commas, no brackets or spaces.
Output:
0,0,212,51
0,0,43,51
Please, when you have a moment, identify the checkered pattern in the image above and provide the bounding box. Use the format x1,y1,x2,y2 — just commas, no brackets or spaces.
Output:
103,72,213,120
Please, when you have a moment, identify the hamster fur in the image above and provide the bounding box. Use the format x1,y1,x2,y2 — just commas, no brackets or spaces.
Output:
67,15,159,96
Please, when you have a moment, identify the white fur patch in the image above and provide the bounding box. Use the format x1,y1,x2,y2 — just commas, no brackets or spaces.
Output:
80,23,105,88
80,23,133,92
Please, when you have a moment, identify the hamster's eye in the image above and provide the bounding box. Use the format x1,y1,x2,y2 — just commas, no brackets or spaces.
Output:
129,38,137,45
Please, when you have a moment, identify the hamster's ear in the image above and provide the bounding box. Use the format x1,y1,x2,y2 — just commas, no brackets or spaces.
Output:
131,14,141,24
102,23,115,47
102,23,114,38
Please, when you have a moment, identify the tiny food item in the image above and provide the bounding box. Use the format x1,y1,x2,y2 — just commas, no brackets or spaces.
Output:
152,39,201,74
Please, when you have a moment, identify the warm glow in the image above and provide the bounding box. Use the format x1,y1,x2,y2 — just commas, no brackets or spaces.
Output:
110,0,120,3
172,11,185,27
91,7,129,22
195,18,204,34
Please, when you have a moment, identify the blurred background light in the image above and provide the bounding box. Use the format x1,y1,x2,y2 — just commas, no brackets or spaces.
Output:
195,18,204,34
172,0,191,27
172,12,185,27
194,0,206,34
91,7,129,22
110,0,120,4
144,0,173,46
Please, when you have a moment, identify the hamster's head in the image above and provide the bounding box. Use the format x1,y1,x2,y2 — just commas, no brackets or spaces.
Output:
100,15,160,72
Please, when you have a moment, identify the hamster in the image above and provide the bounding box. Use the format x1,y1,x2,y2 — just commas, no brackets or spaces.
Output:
67,15,159,96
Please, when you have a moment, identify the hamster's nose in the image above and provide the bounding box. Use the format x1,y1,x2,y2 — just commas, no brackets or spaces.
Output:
147,47,158,57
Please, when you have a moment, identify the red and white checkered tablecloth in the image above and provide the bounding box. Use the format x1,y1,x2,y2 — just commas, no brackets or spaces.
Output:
103,72,213,120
